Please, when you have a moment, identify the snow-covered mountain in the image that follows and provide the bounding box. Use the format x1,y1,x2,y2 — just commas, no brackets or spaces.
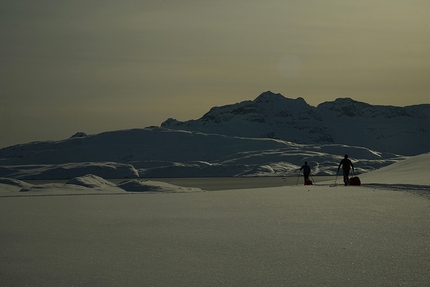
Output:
1,91,427,179
162,91,430,156
0,127,406,179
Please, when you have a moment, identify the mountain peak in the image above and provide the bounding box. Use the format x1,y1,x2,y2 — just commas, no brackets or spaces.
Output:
70,132,87,138
253,91,307,106
160,91,430,155
254,91,284,102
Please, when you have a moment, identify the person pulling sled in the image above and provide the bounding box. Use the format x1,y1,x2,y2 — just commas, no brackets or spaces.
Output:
337,154,354,186
299,161,312,185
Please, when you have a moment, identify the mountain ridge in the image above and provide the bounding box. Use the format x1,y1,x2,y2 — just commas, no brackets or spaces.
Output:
0,91,427,179
162,91,430,155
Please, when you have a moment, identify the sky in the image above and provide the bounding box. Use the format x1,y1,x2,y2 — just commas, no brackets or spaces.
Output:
1,0,429,148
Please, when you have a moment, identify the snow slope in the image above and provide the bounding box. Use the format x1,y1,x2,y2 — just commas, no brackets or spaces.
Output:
359,152,430,186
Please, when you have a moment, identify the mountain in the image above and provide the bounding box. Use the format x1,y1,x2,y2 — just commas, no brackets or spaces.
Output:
162,91,430,156
0,127,405,179
1,91,427,179
162,92,332,144
318,98,430,156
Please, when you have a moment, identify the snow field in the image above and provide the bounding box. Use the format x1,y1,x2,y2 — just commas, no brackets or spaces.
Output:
0,153,429,286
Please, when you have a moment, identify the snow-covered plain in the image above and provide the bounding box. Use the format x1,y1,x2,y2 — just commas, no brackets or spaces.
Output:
0,153,429,286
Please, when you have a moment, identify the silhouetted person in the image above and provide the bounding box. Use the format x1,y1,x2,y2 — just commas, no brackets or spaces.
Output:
338,154,354,186
300,161,311,183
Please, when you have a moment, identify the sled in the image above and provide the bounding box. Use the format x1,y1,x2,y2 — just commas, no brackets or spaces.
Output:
304,179,313,185
348,176,361,186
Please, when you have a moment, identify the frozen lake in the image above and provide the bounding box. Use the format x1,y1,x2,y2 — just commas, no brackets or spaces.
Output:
141,176,337,191
24,176,337,191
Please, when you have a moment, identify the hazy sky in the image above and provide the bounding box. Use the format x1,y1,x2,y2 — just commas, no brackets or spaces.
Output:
1,0,429,148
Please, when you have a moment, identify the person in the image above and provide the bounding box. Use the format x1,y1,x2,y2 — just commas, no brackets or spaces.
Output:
299,161,311,183
338,154,354,186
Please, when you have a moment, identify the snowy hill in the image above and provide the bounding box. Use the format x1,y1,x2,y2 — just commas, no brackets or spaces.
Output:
162,91,430,156
0,127,406,180
359,152,430,186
